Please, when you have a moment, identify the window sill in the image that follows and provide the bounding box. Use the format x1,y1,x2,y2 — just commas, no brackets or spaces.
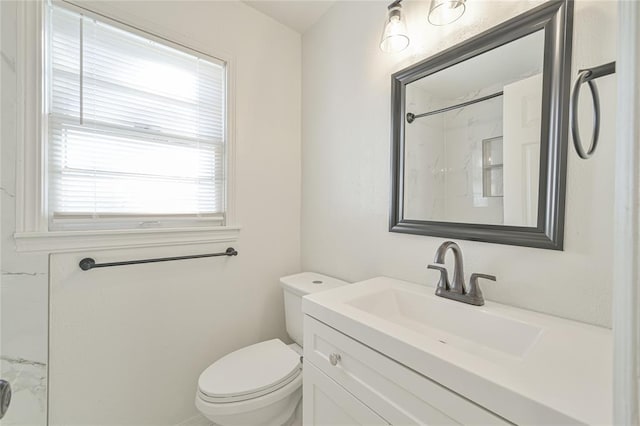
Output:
14,226,241,253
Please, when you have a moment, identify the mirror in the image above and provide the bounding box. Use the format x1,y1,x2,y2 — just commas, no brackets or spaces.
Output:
404,31,544,226
390,1,573,250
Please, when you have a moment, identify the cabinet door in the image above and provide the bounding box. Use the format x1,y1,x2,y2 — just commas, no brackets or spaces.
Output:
304,362,388,426
305,315,511,425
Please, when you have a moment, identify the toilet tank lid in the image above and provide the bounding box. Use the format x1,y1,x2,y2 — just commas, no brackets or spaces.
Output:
280,272,349,297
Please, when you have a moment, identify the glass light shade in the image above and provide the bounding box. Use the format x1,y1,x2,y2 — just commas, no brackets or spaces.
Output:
428,0,466,26
380,5,410,53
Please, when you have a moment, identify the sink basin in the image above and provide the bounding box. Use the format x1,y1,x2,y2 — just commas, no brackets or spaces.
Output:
302,276,612,425
346,286,542,359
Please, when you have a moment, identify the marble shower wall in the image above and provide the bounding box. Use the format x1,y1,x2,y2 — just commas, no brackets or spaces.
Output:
1,1,49,425
404,86,446,220
442,95,504,224
403,84,504,225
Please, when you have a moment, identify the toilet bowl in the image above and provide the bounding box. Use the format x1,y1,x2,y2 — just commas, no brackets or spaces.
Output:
196,340,302,426
195,272,348,426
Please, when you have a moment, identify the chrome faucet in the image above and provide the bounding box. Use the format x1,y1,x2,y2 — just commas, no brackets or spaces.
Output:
427,241,496,306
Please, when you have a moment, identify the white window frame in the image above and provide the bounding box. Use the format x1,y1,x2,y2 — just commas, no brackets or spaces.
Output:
14,0,239,253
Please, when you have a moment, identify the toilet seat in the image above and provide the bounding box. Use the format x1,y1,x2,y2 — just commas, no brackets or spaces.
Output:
198,339,301,404
198,369,301,404
195,371,302,421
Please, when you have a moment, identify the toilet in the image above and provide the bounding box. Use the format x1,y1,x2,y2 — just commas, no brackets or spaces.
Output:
195,272,348,426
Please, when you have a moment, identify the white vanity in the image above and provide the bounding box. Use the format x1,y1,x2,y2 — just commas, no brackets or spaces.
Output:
302,277,611,425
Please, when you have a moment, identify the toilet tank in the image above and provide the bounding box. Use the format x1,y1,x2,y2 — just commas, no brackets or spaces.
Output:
280,272,349,346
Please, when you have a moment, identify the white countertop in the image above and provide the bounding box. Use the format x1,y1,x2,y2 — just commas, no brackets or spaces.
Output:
302,276,612,425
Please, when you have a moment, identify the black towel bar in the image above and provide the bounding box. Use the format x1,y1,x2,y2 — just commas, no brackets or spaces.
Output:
79,247,238,271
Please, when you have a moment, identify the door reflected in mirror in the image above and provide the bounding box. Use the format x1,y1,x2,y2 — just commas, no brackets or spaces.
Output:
403,30,544,227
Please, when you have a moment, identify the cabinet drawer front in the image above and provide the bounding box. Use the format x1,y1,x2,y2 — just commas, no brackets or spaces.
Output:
304,362,389,426
304,315,511,426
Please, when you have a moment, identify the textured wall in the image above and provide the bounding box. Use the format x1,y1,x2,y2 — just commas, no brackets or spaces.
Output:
302,0,616,328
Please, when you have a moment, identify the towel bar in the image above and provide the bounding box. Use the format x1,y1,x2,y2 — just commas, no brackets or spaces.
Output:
79,247,238,271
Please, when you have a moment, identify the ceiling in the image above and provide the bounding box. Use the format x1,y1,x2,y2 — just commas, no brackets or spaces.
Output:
411,30,545,100
243,1,337,33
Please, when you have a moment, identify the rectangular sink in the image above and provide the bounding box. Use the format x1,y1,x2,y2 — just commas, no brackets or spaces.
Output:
346,286,542,359
302,276,612,425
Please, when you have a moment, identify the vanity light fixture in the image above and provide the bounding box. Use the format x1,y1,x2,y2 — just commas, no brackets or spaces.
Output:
428,0,466,26
380,0,410,53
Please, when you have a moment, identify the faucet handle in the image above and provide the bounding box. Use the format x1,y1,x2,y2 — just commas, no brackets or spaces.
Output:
470,273,496,282
427,263,450,292
466,273,496,305
427,263,447,271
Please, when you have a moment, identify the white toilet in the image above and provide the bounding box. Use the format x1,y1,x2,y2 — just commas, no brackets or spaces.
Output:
195,272,348,426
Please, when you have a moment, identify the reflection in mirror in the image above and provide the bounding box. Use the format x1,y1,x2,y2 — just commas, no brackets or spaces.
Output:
403,30,544,226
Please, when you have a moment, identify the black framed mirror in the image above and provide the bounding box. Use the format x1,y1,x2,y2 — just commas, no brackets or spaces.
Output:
389,0,573,250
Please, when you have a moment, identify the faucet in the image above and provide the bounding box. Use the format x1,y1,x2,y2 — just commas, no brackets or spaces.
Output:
427,241,496,306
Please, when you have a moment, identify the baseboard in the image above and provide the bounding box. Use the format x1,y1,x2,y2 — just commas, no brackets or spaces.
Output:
175,413,211,426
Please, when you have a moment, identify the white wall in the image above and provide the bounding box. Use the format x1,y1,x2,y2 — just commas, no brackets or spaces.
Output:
1,2,49,425
47,1,301,424
302,0,616,328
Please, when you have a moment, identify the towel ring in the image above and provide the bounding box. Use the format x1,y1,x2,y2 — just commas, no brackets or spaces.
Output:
569,61,615,160
570,69,600,159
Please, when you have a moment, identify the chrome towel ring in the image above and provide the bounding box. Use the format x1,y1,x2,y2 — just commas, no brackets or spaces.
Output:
570,61,616,159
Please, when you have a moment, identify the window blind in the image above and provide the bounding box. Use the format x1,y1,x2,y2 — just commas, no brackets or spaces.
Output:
47,4,226,230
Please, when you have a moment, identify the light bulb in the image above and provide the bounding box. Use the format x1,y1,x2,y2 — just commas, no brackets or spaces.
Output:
428,0,466,26
380,4,410,53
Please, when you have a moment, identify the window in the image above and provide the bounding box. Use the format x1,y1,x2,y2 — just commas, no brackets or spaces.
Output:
46,3,227,231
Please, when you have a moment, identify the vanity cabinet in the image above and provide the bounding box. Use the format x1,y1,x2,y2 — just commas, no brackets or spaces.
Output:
303,315,511,425
303,363,388,425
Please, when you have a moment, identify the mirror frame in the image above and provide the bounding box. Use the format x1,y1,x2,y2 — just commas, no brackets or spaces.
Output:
389,0,573,250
